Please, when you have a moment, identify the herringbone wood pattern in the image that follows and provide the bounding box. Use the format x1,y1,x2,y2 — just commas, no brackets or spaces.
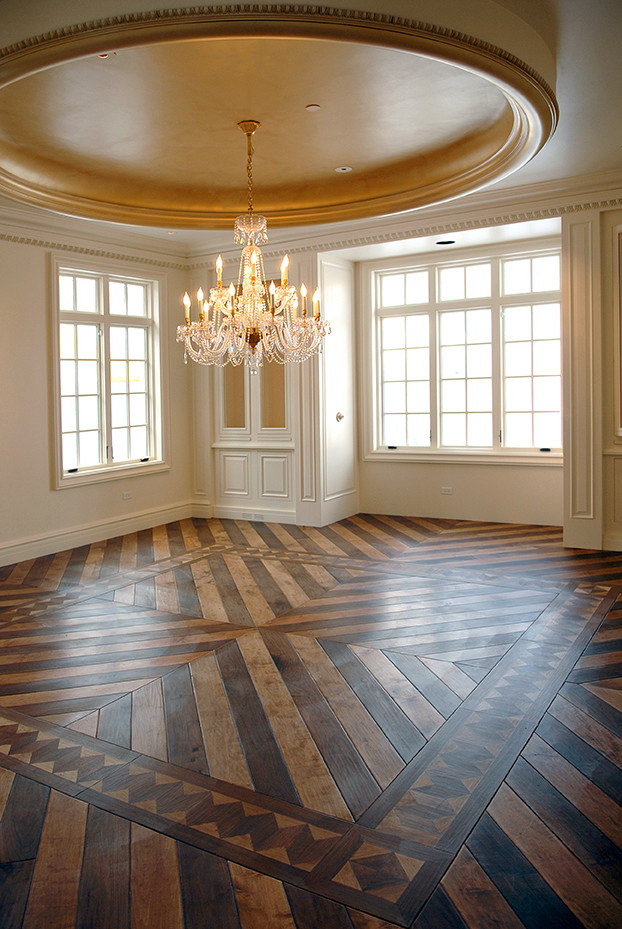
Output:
0,515,621,928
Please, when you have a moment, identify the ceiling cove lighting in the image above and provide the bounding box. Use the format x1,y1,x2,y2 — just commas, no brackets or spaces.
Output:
177,120,330,370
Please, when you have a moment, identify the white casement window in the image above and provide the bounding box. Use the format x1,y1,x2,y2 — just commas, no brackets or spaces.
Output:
52,257,167,486
368,243,561,459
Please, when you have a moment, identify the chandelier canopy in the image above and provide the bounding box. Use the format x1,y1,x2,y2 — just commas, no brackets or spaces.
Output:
177,120,330,370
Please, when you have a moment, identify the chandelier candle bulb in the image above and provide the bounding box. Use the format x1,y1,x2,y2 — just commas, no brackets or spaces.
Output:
313,288,320,318
176,120,330,368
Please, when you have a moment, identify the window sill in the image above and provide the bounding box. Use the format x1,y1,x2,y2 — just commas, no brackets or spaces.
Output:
364,448,563,467
55,459,169,490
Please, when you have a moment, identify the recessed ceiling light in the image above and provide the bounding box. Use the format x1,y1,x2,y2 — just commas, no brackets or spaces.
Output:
436,239,456,245
335,166,353,173
306,104,321,112
98,53,109,59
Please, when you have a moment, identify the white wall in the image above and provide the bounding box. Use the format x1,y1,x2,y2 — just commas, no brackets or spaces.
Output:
0,234,195,565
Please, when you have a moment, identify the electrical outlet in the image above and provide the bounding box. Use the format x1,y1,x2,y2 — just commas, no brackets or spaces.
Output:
441,486,453,495
122,491,132,500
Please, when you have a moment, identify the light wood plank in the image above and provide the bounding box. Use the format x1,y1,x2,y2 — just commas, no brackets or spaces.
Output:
190,558,230,623
442,845,526,929
237,631,352,819
229,861,296,929
221,553,275,625
191,651,253,789
22,791,88,929
131,679,168,760
130,823,184,929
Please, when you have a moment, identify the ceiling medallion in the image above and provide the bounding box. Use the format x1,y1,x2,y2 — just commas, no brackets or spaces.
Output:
177,120,330,370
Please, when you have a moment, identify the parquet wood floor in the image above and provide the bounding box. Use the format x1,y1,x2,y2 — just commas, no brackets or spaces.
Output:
0,514,621,928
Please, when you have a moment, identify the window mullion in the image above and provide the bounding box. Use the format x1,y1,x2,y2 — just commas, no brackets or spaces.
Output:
491,257,503,449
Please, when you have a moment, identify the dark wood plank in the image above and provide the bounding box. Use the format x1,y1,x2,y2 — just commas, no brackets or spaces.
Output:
0,859,36,929
412,885,470,929
320,639,425,760
216,638,300,805
535,712,622,804
135,528,155,566
173,564,203,616
262,629,380,818
177,839,240,929
284,883,353,929
242,556,293,616
161,664,209,775
165,521,188,557
0,775,49,862
97,692,132,749
466,811,586,929
75,805,130,929
507,756,622,900
249,521,286,549
559,681,622,738
99,535,124,579
205,554,254,625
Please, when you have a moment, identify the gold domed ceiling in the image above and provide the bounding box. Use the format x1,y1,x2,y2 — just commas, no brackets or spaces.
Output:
0,6,557,229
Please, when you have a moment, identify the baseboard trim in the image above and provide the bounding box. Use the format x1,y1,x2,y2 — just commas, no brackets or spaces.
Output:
0,501,214,567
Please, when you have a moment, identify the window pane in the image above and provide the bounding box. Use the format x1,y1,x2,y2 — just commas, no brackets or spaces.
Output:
467,344,492,377
504,342,532,376
503,259,531,294
439,266,464,301
110,360,128,393
79,430,100,466
381,275,404,307
383,349,405,380
127,284,146,316
112,427,129,461
441,413,466,446
534,412,561,448
382,316,405,349
59,275,74,312
62,433,78,471
466,263,491,298
130,425,148,458
505,377,532,411
384,414,406,446
110,327,127,359
505,412,532,447
441,345,465,378
129,393,147,425
533,375,561,412
533,303,560,340
75,277,98,313
405,271,429,304
77,324,98,359
384,382,406,414
407,347,429,380
405,315,429,347
60,324,76,358
128,327,147,359
78,395,99,431
407,381,429,413
61,397,77,433
109,281,127,315
533,340,560,375
467,413,492,446
111,394,128,427
466,309,491,343
441,380,465,412
440,311,465,344
504,306,531,341
60,360,76,395
407,414,430,446
77,360,98,394
532,255,560,292
467,378,492,412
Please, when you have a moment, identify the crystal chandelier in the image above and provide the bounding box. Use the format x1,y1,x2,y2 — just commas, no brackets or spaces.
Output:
177,120,330,370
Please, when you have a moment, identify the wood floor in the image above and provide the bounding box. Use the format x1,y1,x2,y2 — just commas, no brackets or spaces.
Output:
0,514,621,928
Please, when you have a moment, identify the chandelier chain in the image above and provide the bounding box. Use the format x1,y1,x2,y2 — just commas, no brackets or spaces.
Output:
247,132,254,215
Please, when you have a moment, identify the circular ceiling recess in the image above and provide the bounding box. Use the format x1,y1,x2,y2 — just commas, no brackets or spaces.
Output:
0,6,558,228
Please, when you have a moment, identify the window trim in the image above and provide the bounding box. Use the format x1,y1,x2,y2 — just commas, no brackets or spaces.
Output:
359,236,563,468
50,253,170,489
